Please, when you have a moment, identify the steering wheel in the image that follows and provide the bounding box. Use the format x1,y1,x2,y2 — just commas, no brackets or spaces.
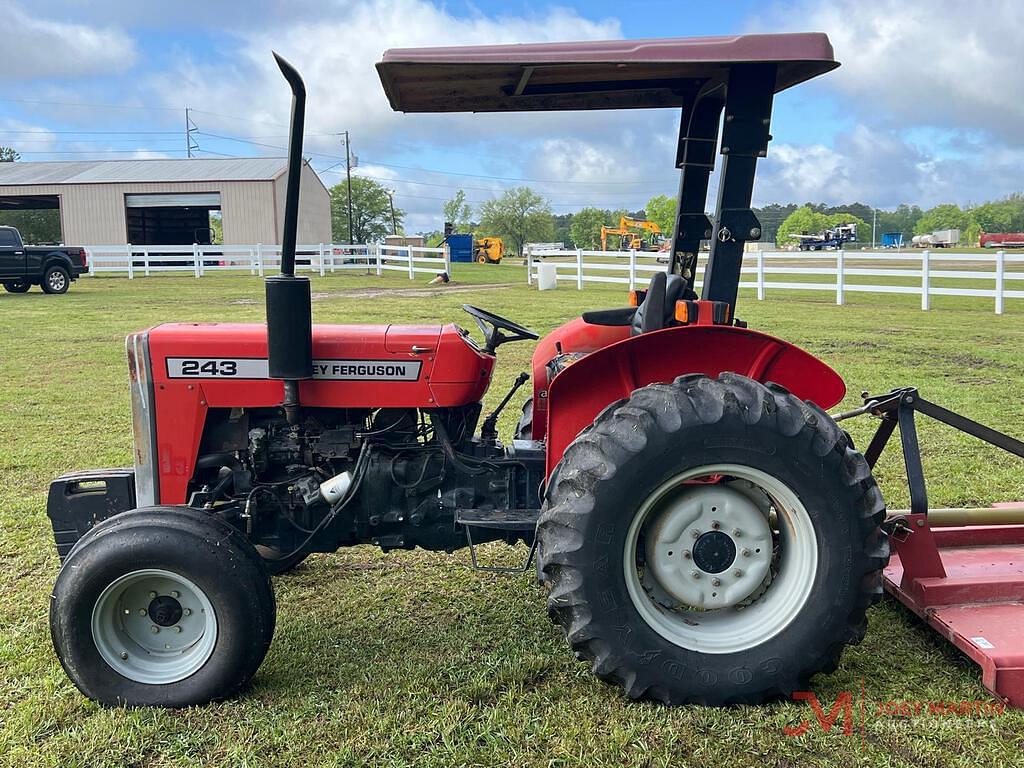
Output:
462,304,539,353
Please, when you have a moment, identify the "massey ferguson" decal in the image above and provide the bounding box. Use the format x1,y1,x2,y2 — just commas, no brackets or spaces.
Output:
166,357,422,381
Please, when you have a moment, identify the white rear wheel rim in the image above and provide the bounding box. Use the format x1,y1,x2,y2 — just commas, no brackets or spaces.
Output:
91,568,218,684
623,464,818,654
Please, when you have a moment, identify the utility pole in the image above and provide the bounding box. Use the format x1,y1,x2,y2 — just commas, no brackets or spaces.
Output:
185,107,199,158
385,189,397,235
343,130,354,244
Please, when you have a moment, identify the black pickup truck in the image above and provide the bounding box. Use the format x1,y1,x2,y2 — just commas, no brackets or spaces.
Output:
0,226,88,294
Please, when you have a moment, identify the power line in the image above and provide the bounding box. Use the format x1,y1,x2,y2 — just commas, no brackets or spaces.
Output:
0,129,180,135
0,97,181,112
14,148,189,155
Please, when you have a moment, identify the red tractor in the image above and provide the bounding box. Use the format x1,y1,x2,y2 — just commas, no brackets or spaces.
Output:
47,34,1024,710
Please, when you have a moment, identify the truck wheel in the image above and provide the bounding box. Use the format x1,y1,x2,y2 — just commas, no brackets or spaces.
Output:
41,265,70,294
537,373,887,705
3,279,31,293
50,506,276,707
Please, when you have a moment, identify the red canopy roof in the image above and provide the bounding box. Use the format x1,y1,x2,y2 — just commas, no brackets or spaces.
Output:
377,33,838,113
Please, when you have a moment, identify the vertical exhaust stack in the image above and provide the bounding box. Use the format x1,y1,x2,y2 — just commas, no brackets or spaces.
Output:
266,52,313,425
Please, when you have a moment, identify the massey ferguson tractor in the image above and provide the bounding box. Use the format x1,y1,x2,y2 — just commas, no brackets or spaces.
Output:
46,34,1024,710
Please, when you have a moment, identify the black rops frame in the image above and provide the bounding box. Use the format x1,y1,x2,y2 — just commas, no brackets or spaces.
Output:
669,64,777,309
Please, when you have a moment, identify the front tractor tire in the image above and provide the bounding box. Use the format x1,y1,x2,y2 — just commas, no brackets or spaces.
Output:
50,506,276,707
537,373,888,705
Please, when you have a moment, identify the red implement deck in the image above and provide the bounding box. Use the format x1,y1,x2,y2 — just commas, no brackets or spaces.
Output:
885,513,1024,707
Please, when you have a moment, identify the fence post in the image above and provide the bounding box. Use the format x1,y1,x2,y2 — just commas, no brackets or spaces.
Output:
576,248,583,290
194,244,201,278
407,246,414,280
836,249,845,306
318,243,326,277
756,249,765,300
87,248,95,276
249,248,256,275
126,244,134,280
921,249,930,310
525,245,532,285
256,244,264,277
996,249,1005,315
329,245,336,273
142,247,150,277
375,244,383,277
443,243,451,276
628,249,637,290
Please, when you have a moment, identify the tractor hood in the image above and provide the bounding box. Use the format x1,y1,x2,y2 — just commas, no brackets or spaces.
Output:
376,33,838,113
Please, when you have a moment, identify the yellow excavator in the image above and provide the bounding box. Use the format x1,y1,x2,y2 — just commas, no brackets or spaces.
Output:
600,216,665,251
474,236,503,264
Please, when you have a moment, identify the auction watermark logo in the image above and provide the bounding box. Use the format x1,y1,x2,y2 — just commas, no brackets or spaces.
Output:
783,681,1006,742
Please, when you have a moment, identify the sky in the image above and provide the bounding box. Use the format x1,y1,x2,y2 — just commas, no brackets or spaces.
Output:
2,0,1023,234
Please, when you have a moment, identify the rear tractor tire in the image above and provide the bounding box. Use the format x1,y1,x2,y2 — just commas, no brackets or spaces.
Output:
537,373,888,705
50,506,276,707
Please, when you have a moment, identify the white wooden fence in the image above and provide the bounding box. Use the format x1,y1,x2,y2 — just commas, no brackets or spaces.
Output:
525,246,1024,315
84,243,449,280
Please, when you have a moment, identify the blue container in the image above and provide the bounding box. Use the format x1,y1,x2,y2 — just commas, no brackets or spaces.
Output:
447,234,473,262
881,232,904,248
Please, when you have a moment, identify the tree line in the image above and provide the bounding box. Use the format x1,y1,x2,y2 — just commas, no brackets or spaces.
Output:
332,175,1024,254
3,145,1021,251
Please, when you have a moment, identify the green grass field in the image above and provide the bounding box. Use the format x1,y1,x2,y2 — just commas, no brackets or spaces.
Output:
3,264,1024,767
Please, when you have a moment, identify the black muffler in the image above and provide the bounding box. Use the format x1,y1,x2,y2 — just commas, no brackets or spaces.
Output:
267,52,313,424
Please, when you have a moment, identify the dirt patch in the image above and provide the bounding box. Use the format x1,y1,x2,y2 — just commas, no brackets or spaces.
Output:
227,282,515,305
311,282,513,301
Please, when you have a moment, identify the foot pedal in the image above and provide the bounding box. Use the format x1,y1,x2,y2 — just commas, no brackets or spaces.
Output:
456,508,539,573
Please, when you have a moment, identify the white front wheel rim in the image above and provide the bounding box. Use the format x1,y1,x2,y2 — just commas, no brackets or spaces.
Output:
623,464,818,654
91,568,218,684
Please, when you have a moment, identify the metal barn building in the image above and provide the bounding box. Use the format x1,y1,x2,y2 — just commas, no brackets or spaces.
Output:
0,158,331,246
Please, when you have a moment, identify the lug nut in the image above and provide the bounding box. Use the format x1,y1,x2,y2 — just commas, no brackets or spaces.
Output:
741,549,751,558
151,625,160,634
183,608,192,616
170,591,180,599
711,520,720,529
711,578,721,587
123,608,130,615
174,626,183,633
682,551,692,560
148,591,157,599
138,609,147,616
120,651,129,660
733,569,743,578
691,530,701,539
733,529,742,538
691,570,701,579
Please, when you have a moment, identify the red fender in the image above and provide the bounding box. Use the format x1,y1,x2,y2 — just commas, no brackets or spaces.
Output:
543,324,846,477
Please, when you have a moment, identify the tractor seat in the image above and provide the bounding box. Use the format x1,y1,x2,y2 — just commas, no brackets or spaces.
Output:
630,272,694,335
578,272,697,333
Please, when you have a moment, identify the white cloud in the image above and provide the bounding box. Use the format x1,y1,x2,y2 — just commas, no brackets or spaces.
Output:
743,0,1024,206
0,3,137,80
756,124,1024,208
749,0,1023,139
0,119,57,154
150,1,620,150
